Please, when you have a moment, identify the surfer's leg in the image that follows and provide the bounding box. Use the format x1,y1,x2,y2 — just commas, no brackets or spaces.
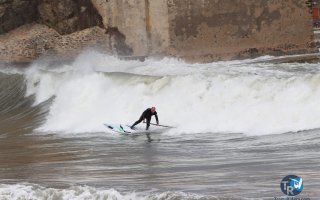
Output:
131,116,144,129
146,118,151,130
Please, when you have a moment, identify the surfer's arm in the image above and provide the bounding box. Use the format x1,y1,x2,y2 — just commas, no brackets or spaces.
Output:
155,113,159,124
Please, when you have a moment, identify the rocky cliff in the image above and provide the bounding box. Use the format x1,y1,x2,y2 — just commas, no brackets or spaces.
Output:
0,0,316,63
167,0,316,61
0,0,38,34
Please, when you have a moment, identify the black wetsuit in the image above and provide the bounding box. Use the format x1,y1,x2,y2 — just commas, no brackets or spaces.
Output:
131,108,159,130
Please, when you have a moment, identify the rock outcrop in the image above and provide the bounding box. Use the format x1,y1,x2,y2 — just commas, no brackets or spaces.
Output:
0,0,38,34
0,0,317,63
37,0,103,35
0,23,110,62
0,0,130,62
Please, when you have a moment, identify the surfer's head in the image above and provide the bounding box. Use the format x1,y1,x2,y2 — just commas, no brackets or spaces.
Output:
151,107,156,113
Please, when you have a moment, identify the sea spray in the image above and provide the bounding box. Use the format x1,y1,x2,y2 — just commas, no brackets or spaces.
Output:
22,51,320,135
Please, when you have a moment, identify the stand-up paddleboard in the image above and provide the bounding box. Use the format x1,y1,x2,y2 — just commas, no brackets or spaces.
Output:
104,123,174,134
104,124,138,134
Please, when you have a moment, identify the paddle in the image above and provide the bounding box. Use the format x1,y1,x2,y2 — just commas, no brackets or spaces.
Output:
143,121,175,128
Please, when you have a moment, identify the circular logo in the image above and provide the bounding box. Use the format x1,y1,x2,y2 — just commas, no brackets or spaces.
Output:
280,175,304,196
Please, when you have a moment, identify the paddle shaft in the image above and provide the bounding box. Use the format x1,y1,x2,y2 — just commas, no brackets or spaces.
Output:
143,121,173,128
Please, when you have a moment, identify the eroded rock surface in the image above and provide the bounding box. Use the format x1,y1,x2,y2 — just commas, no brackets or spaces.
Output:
0,0,316,63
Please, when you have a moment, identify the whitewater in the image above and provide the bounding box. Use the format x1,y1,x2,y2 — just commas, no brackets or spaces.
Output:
20,51,320,135
0,50,319,199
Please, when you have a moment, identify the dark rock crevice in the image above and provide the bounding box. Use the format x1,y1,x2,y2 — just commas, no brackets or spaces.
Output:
0,0,39,34
106,27,133,56
37,0,104,35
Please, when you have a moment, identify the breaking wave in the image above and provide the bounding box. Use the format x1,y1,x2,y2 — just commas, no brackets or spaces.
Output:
2,50,320,135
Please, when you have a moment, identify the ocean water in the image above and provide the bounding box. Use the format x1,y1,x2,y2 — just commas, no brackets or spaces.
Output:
0,51,319,200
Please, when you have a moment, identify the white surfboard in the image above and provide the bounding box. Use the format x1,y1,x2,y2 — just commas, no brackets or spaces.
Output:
104,123,174,134
104,123,142,134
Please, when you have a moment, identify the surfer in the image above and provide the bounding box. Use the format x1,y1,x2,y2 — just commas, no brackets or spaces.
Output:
131,107,159,130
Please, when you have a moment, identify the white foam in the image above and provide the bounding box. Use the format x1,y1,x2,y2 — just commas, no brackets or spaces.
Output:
0,184,142,200
23,50,320,135
0,183,206,200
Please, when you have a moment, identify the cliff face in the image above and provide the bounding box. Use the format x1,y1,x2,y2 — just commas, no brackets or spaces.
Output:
0,0,119,62
0,0,316,63
167,0,315,61
88,0,169,57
